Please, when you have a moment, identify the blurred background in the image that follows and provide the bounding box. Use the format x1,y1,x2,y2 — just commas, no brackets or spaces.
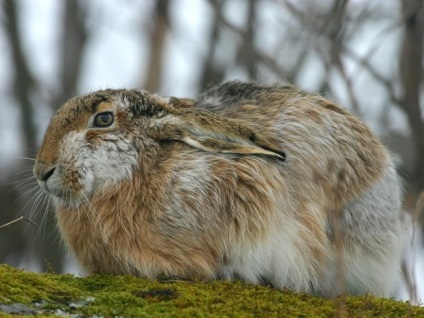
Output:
0,0,423,302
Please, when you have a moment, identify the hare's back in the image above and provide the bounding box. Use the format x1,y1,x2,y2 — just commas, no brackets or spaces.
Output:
196,81,390,207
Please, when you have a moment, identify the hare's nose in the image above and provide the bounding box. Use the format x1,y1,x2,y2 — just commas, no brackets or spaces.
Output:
34,162,56,182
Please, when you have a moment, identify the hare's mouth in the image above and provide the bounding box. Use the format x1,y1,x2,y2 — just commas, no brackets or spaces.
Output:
34,162,92,208
37,178,88,208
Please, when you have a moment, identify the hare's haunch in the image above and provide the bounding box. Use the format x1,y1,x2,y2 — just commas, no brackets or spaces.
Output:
34,81,407,297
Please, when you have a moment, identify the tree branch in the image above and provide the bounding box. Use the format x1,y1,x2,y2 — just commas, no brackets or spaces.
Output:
143,0,169,93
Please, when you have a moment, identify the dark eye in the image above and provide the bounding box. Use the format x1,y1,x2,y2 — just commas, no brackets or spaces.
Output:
93,112,114,127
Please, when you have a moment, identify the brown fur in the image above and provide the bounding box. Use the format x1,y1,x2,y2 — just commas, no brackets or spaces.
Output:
33,81,404,296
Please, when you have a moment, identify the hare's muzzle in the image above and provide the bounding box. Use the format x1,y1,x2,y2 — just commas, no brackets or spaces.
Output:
34,161,56,183
33,161,59,197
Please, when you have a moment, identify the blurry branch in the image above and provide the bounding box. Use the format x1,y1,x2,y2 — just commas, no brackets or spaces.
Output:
217,12,290,82
143,0,169,93
344,14,405,109
51,0,89,109
281,0,361,113
3,0,37,157
0,216,37,229
344,48,402,106
199,0,225,91
235,0,258,79
400,0,424,190
326,0,361,114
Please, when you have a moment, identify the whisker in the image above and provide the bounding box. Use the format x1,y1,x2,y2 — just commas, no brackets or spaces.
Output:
31,190,47,218
14,168,35,176
34,195,51,243
16,156,36,161
9,175,35,185
12,185,40,206
27,190,50,243
82,192,105,231
12,177,35,189
43,198,58,244
21,189,45,225
9,177,37,192
12,167,55,247
10,185,36,197
10,185,37,199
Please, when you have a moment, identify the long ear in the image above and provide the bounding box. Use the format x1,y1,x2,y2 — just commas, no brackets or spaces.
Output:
146,103,285,161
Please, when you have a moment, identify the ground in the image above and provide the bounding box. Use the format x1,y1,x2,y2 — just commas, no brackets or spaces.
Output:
0,264,422,317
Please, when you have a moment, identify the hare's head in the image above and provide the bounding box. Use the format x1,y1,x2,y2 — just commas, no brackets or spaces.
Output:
34,89,285,208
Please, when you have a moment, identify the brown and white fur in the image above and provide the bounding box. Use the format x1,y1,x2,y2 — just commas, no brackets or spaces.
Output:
33,80,407,297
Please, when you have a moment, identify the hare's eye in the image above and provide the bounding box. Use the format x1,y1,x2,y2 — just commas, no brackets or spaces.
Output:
93,112,114,127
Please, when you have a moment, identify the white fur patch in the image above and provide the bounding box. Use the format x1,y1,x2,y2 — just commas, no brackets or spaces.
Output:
46,129,138,208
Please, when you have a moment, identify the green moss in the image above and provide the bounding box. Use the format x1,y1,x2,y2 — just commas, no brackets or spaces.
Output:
0,264,422,317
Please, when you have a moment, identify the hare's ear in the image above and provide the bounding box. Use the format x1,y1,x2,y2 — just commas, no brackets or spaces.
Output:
146,107,285,161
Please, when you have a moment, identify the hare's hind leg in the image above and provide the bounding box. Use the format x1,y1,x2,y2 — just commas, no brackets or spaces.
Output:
331,162,406,296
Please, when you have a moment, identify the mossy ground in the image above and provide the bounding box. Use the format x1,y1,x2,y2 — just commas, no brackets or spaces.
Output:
0,264,422,317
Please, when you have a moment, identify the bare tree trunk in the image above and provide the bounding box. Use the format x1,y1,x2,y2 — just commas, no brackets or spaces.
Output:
236,0,257,80
199,0,226,91
143,0,169,93
400,0,424,191
3,0,37,158
51,0,88,108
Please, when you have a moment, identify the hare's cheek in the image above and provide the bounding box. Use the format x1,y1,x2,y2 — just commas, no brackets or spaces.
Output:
90,139,138,186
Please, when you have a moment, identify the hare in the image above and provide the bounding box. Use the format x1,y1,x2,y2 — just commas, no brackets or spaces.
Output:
33,80,407,297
